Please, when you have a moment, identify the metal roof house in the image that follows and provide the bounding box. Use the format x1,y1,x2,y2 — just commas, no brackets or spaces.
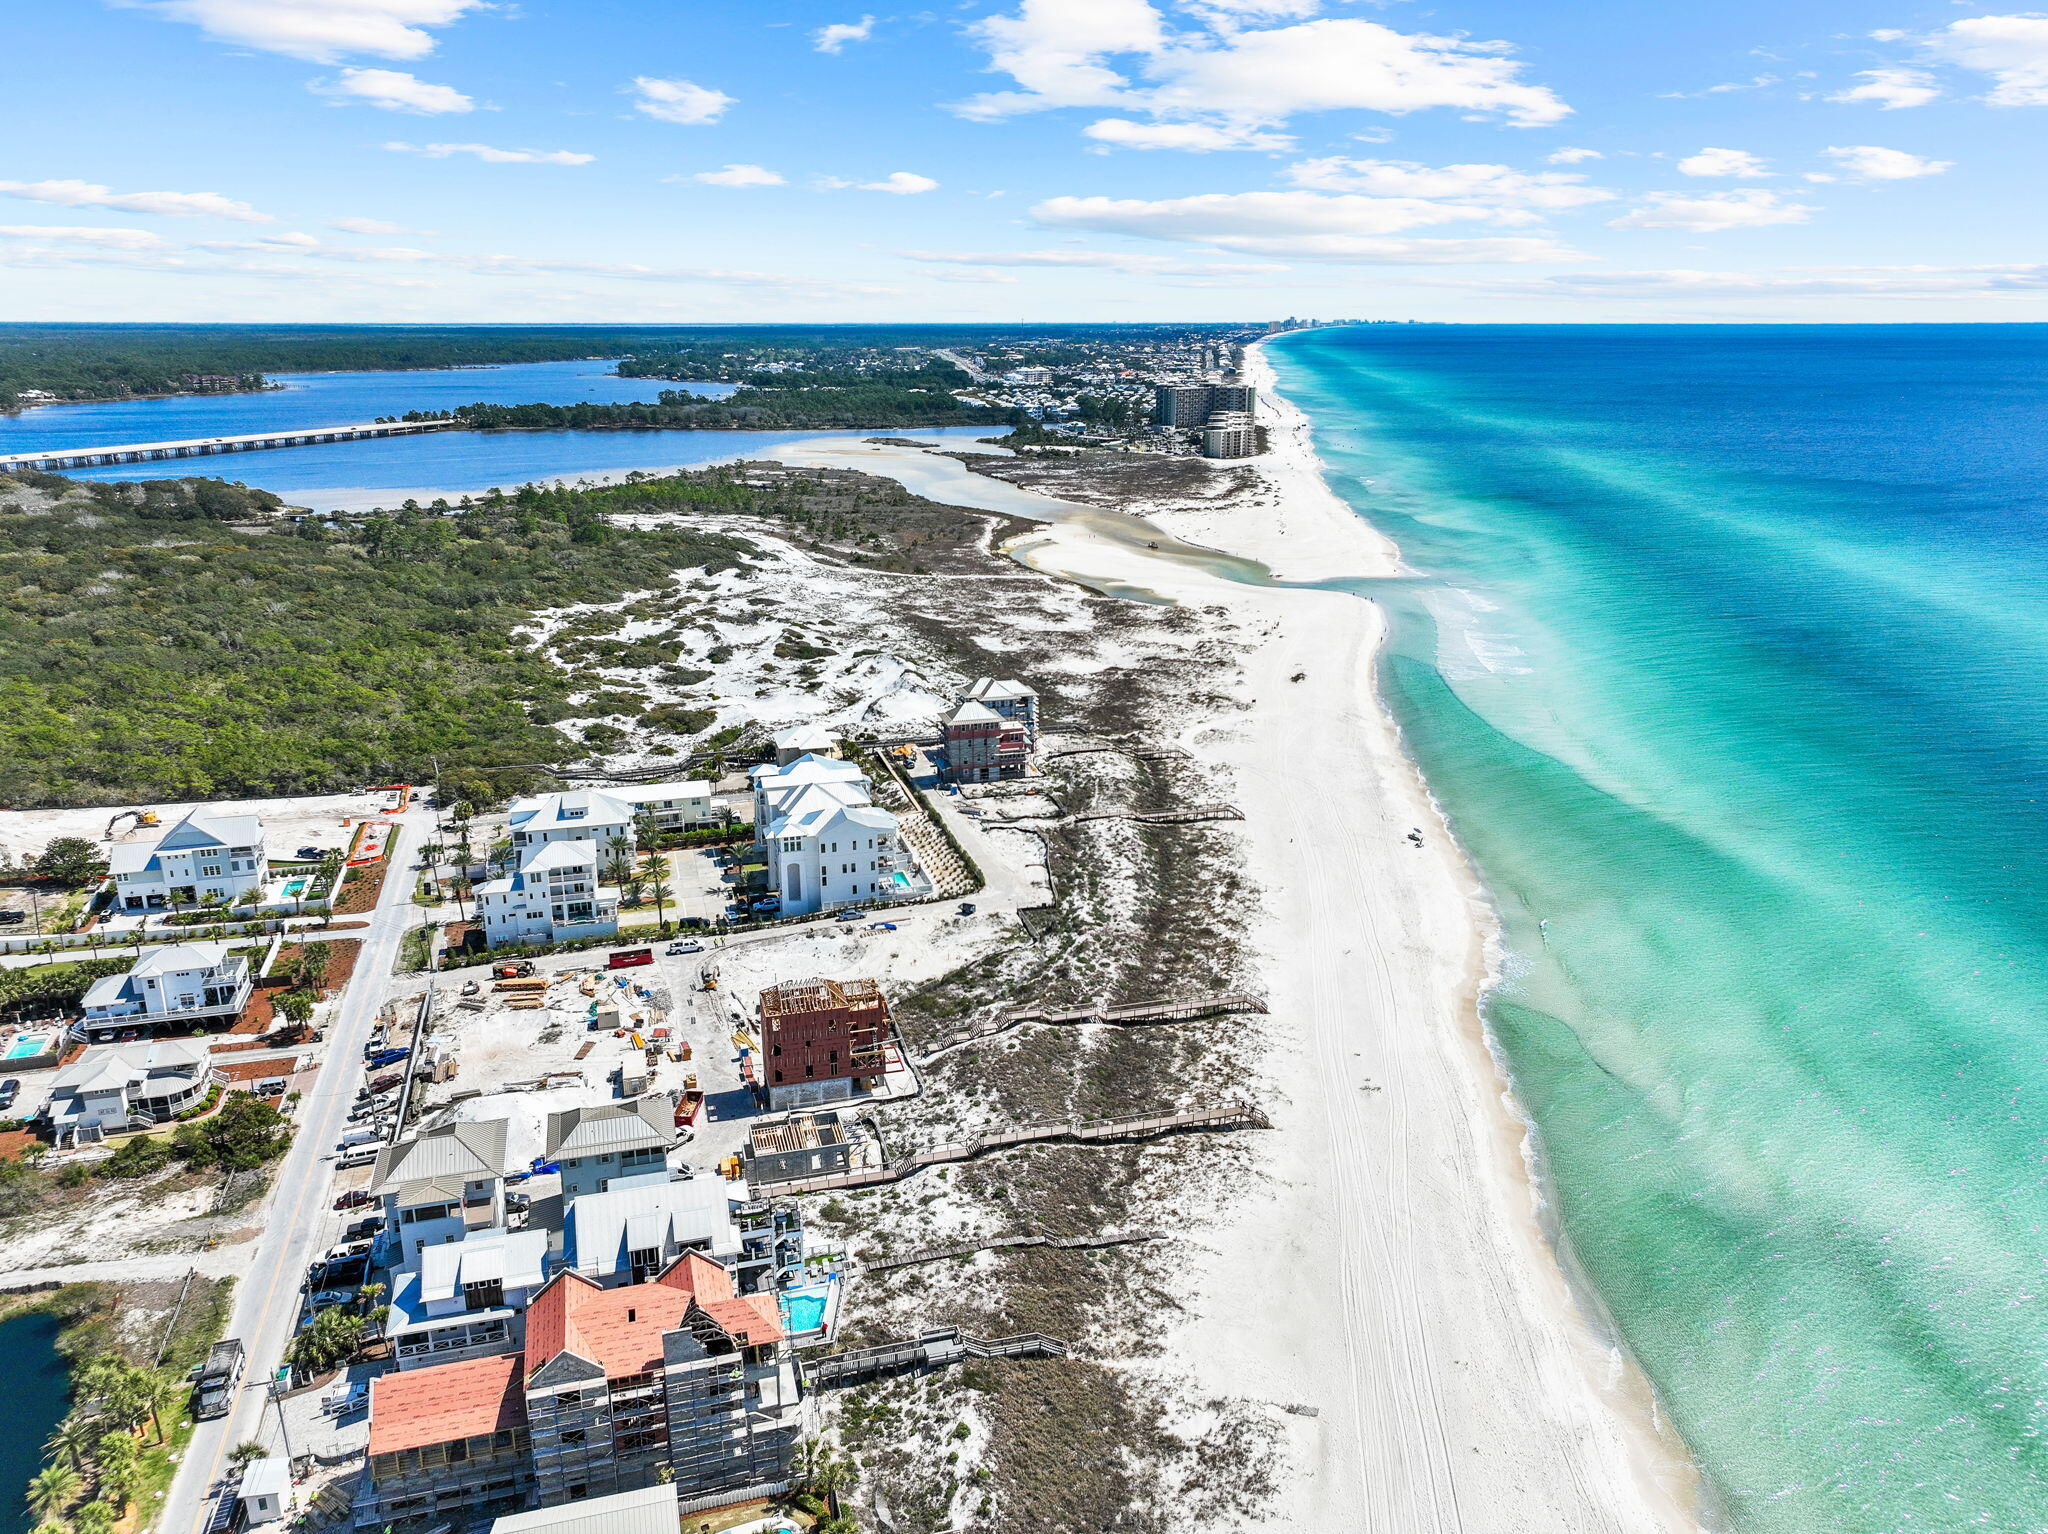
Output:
80,942,252,1037
42,1038,218,1141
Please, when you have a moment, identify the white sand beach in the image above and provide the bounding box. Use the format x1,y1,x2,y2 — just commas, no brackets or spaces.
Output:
771,353,1705,1532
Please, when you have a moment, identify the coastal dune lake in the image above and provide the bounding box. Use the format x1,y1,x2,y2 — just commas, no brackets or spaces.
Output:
1275,324,2048,1533
0,358,998,510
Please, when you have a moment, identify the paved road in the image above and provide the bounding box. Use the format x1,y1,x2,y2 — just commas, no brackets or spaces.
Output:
157,814,427,1534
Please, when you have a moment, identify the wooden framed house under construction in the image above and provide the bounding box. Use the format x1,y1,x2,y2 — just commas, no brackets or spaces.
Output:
756,977,891,1110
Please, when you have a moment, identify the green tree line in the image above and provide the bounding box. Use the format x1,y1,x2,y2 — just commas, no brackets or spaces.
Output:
0,470,757,806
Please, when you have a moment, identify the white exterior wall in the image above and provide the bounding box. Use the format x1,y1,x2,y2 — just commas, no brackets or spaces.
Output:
765,814,904,916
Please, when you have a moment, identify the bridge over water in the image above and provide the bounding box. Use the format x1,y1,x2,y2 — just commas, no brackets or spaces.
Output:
0,419,455,474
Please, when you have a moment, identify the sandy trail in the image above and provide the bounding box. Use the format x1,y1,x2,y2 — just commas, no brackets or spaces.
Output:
761,353,1705,1533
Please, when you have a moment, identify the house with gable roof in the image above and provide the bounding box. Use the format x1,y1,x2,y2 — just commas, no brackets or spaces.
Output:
80,941,252,1036
372,1119,518,1264
544,1097,675,1201
109,808,267,911
749,754,924,916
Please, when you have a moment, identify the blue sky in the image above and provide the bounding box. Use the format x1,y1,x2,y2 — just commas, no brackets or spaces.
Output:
4,0,2046,322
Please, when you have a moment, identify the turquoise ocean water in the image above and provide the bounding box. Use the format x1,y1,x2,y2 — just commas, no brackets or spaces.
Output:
1271,325,2048,1533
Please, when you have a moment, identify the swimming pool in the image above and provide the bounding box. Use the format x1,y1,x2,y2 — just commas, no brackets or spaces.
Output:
282,878,308,898
779,1291,828,1334
890,872,910,888
3,1031,56,1061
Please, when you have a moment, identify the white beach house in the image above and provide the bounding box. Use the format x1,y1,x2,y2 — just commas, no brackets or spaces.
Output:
80,941,253,1037
386,1225,552,1370
483,780,718,948
545,1097,675,1200
370,1119,518,1264
750,754,920,915
109,808,267,911
473,841,618,949
42,1038,219,1139
560,1174,745,1287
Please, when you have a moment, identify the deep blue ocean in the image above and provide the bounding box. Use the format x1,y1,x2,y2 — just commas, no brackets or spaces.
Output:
1272,325,2048,1534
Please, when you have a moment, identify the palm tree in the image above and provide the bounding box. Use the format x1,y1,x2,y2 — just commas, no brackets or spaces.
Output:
25,1464,78,1523
138,1371,185,1444
227,1441,270,1467
649,881,673,932
45,1415,98,1469
68,1500,116,1534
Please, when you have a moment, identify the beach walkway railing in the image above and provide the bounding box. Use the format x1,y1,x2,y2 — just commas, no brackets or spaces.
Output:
762,1099,1268,1196
919,992,1267,1059
803,1325,1070,1390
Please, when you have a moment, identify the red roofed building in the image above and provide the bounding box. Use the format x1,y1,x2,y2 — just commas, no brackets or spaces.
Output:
354,1253,803,1532
361,1355,530,1530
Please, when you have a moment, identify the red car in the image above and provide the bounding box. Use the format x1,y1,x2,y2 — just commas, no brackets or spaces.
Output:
333,1190,375,1211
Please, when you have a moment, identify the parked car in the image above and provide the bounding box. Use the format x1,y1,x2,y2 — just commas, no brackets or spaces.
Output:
296,845,323,859
365,1047,409,1069
0,911,26,927
333,1190,374,1212
834,908,868,922
343,1216,383,1242
337,1128,380,1149
958,902,978,915
309,1255,368,1287
665,942,704,955
305,1289,355,1311
0,1080,19,1109
327,1239,372,1260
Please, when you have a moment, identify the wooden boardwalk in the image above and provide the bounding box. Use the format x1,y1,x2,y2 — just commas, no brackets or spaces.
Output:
921,992,1267,1058
862,1229,1160,1273
803,1326,1070,1389
764,1100,1269,1196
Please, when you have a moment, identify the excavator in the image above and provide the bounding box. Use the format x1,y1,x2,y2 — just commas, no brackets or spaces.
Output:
105,809,160,837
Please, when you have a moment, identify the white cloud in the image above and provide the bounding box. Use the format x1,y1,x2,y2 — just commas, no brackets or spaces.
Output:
629,77,735,125
1676,147,1772,179
140,0,485,62
1820,144,1951,181
1659,73,1778,99
926,269,1021,283
0,225,169,250
813,15,875,53
953,5,1569,132
1147,19,1569,128
860,171,939,194
1029,190,1580,261
1827,68,1940,109
955,0,1167,118
0,177,272,223
688,164,787,187
383,141,594,164
1082,118,1293,151
1547,147,1602,164
1920,14,2048,106
1609,189,1812,232
1282,156,1613,210
900,247,1287,273
1521,263,2048,299
328,215,410,234
313,67,472,113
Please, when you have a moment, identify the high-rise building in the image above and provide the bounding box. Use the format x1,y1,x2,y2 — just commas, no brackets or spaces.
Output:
1155,383,1258,428
1201,410,1260,460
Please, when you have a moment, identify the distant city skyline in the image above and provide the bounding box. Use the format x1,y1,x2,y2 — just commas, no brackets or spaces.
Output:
5,0,2044,322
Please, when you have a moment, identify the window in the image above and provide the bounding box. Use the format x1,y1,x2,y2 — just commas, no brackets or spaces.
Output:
559,1430,586,1445
556,1391,582,1406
